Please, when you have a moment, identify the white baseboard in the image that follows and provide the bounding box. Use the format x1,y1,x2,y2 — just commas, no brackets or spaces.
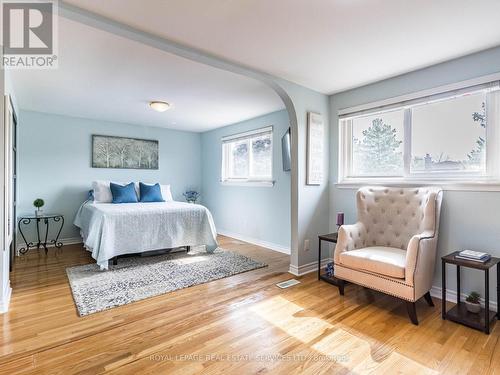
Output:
289,257,333,276
0,283,12,314
16,236,82,254
217,230,290,255
430,285,498,312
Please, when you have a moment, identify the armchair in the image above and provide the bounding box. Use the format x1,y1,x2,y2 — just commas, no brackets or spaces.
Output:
334,186,443,325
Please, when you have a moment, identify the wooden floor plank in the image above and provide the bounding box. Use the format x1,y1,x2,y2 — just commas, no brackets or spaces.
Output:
1,235,498,374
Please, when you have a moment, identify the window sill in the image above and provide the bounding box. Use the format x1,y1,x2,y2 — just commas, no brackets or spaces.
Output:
220,180,275,187
336,179,500,192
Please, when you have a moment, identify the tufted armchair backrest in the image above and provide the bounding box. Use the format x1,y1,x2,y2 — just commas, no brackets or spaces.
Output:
356,186,442,250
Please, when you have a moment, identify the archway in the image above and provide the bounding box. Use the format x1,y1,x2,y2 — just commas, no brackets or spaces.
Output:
59,2,302,270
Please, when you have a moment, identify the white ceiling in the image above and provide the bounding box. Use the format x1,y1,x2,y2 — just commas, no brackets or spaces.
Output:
9,17,284,132
65,0,500,94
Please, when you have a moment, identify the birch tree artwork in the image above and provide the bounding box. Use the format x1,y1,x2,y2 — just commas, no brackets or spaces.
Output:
92,135,159,169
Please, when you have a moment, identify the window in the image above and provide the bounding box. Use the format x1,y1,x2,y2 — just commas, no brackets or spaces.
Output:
351,109,405,177
339,80,500,187
221,126,273,185
411,92,486,174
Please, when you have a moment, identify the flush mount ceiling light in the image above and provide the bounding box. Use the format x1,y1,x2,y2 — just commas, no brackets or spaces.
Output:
149,101,171,112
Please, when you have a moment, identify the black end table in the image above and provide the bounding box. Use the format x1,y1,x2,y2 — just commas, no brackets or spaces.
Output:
318,233,342,287
441,251,500,334
18,213,65,254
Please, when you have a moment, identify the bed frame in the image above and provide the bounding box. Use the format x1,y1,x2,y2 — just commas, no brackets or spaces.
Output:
109,246,191,266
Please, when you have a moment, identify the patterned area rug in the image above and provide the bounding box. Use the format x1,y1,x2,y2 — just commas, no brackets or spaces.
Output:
66,248,267,316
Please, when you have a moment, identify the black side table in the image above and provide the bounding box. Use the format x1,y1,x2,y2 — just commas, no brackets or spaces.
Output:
18,213,65,254
318,233,341,287
441,251,500,334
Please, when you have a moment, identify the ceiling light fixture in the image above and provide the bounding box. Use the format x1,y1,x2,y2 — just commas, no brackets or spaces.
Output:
149,101,171,112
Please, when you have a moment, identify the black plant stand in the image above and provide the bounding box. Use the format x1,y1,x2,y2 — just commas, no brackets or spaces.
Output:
318,233,343,289
442,251,500,334
18,213,64,254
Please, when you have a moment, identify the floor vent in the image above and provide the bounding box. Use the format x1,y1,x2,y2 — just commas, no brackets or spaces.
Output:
276,279,301,289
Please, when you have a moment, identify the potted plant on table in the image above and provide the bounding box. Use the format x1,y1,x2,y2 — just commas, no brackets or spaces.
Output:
465,291,481,313
183,190,200,204
33,198,45,217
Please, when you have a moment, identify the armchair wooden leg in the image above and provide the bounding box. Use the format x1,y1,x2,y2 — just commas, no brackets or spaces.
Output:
406,301,419,325
337,279,345,296
423,292,434,307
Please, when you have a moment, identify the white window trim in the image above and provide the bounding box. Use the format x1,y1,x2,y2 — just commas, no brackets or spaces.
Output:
221,126,275,186
338,72,500,117
337,74,500,191
335,179,500,192
221,126,272,143
220,180,274,187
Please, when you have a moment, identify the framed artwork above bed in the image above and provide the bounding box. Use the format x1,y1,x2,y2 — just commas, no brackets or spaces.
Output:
92,135,159,169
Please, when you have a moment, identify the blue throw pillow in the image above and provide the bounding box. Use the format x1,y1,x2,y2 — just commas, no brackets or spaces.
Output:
139,182,165,203
110,182,138,203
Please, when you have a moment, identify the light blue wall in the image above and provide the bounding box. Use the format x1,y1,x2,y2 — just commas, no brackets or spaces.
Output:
201,110,291,250
18,110,202,240
330,46,500,302
280,82,330,268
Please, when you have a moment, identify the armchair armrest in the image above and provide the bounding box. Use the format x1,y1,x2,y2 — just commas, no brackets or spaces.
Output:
405,230,436,286
334,222,366,264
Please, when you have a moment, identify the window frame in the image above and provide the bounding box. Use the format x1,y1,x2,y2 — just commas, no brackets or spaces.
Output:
221,126,274,187
346,107,407,178
338,76,500,191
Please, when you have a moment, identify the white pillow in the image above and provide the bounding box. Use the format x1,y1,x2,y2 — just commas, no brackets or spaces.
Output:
160,184,174,202
135,182,174,202
92,180,113,203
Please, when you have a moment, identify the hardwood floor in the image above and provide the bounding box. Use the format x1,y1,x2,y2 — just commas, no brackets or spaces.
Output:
1,235,499,374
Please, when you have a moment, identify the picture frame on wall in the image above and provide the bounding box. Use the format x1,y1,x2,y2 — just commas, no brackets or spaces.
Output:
92,135,159,170
306,112,324,185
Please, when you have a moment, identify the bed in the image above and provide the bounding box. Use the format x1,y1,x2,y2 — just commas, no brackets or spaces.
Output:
74,200,219,270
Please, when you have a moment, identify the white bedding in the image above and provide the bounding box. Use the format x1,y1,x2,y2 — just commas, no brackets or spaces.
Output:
74,201,219,269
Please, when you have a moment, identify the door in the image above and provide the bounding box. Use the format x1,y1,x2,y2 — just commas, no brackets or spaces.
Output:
11,102,16,271
4,96,14,263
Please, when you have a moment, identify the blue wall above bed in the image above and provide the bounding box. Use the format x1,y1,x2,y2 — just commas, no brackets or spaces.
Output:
18,110,202,241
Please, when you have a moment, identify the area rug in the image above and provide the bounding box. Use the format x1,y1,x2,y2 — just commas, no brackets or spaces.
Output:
66,248,267,316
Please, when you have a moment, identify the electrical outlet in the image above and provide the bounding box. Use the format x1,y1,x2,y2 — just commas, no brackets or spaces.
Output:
304,239,310,252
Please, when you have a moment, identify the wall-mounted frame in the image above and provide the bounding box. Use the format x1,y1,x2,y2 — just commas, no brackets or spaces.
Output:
306,112,324,185
92,135,159,170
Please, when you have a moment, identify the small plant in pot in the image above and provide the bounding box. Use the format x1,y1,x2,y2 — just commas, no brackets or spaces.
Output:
465,291,481,313
33,198,45,217
183,190,200,204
